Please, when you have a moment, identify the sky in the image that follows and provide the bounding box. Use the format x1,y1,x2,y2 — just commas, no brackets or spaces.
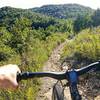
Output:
0,0,100,9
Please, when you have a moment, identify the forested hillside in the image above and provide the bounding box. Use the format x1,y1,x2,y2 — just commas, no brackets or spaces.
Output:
0,4,100,99
31,4,94,19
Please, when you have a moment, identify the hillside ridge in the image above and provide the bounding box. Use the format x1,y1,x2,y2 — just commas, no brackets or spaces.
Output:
31,3,94,19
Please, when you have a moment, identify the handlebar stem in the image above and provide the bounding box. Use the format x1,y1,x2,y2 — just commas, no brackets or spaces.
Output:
67,69,81,100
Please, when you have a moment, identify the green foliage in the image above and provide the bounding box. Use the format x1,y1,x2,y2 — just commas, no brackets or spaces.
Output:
0,44,15,62
73,9,100,33
92,9,100,26
74,15,93,33
46,33,67,55
62,27,100,65
0,27,12,44
0,6,74,34
31,4,94,19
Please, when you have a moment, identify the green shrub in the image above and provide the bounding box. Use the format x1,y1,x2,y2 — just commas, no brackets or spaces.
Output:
62,27,100,64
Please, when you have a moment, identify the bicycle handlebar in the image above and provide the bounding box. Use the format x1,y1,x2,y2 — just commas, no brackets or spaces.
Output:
17,72,67,82
17,60,100,81
77,60,100,76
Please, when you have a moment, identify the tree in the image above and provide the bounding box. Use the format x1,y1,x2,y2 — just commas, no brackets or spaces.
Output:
74,15,92,33
92,9,100,26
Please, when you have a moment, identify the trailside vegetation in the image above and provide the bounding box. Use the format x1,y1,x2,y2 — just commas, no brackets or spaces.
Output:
61,27,100,67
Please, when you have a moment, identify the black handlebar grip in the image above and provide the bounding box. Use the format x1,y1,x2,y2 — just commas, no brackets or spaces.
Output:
17,72,30,82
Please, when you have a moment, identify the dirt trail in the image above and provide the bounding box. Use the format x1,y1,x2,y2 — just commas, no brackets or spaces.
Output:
36,41,68,100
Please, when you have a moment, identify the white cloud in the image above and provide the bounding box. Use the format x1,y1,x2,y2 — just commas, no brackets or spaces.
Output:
0,0,100,9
